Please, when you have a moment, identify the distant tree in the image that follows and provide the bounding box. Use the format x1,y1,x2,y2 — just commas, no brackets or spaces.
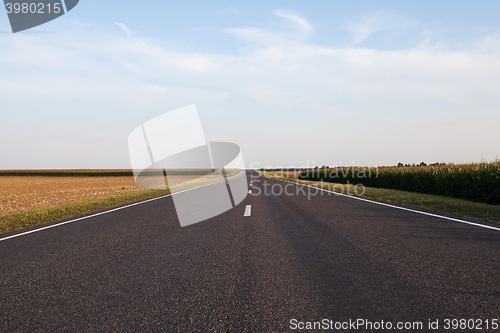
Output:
419,162,427,166
397,162,404,167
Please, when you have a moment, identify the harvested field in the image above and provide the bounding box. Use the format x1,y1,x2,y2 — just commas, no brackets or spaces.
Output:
0,175,199,216
0,171,244,234
0,177,145,216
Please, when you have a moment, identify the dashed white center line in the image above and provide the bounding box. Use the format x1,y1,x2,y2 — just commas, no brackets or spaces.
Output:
248,190,252,194
244,205,251,216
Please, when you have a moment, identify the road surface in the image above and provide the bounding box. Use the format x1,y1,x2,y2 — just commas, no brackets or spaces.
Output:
1,171,500,332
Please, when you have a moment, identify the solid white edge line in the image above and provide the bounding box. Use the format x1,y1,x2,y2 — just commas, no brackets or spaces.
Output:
260,174,500,232
0,172,249,242
244,205,251,216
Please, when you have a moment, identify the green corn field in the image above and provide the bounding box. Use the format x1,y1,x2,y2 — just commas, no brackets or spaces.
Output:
299,161,500,205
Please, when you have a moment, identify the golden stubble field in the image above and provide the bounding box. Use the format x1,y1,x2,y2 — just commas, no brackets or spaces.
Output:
0,175,202,216
0,177,146,216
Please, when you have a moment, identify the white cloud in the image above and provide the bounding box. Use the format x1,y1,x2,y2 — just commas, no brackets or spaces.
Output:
345,11,416,45
113,21,132,37
227,10,312,47
3,13,500,108
4,13,498,108
2,11,500,167
146,85,167,93
274,10,312,37
227,27,283,47
100,38,213,73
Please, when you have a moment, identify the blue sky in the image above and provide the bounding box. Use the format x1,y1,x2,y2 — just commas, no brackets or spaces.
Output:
1,1,499,169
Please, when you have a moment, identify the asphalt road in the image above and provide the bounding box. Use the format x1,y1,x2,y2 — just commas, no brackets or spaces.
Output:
2,171,500,332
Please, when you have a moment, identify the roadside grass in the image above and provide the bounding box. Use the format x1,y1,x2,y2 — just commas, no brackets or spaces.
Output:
0,170,246,235
261,172,500,225
0,189,170,235
0,189,170,234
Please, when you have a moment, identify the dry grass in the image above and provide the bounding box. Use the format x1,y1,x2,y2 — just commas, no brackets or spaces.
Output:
0,177,144,216
0,171,245,234
0,175,200,216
